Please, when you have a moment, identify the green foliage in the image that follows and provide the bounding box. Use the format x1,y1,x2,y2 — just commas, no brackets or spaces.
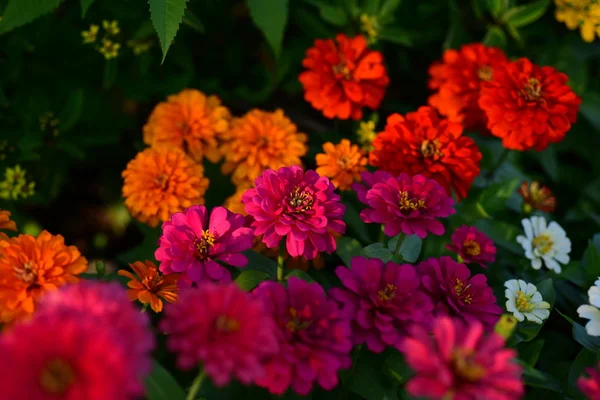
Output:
148,0,188,61
247,0,289,59
145,361,186,400
502,0,550,27
80,0,95,18
235,270,269,291
0,0,64,34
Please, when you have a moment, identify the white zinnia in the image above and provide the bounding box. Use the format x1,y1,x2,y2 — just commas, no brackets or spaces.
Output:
504,279,551,324
516,216,571,273
577,278,600,336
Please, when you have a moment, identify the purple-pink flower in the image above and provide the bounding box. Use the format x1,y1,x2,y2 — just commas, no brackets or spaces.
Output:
401,316,523,400
241,166,346,260
253,277,353,395
155,205,253,284
446,225,496,267
578,363,600,399
160,282,279,386
418,256,502,328
329,256,433,352
353,171,455,238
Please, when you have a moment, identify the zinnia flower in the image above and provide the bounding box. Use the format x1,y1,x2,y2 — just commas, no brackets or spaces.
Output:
160,282,279,386
143,89,230,162
369,106,482,200
299,34,389,120
401,316,523,400
122,147,209,227
117,260,179,312
353,171,455,238
577,278,600,336
155,205,254,284
329,256,433,352
516,216,571,273
315,139,367,190
418,256,502,328
446,225,496,267
518,180,556,213
220,109,307,187
0,208,17,240
253,277,353,395
504,279,551,324
428,43,508,131
242,166,346,260
578,363,600,399
0,231,87,325
555,0,600,42
479,58,581,151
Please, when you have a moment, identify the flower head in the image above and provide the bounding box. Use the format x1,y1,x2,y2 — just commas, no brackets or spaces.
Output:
0,231,87,325
555,0,600,42
369,107,482,200
504,279,551,324
578,363,600,399
356,119,377,150
253,278,353,395
518,180,556,213
299,34,389,120
401,316,523,400
315,139,367,190
161,283,278,386
577,278,600,336
122,147,209,227
118,260,179,312
418,256,502,328
353,171,455,238
143,89,231,162
446,225,496,267
517,216,571,273
360,14,380,43
479,58,581,151
81,24,99,43
330,256,433,352
98,38,120,60
0,208,17,240
0,165,35,200
242,166,346,260
220,109,307,187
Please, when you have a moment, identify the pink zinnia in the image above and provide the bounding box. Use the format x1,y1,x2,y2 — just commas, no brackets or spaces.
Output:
446,225,496,267
401,316,524,400
329,256,433,352
418,256,502,328
241,166,346,259
155,205,253,283
353,171,455,238
578,364,600,399
160,282,279,386
253,277,353,395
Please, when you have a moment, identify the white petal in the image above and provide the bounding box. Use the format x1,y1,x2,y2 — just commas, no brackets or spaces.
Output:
504,279,520,292
534,301,551,310
506,299,517,312
554,252,570,265
525,283,537,295
513,310,525,322
531,308,550,320
578,304,600,321
531,258,542,270
531,292,543,302
534,216,547,233
521,218,534,239
518,280,528,293
543,256,561,273
524,312,543,324
586,320,600,337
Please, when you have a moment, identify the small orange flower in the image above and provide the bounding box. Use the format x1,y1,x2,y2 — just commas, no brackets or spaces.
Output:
0,209,17,240
224,186,249,216
315,139,367,190
0,231,87,324
122,147,209,227
118,260,179,312
518,181,556,213
220,109,307,187
143,89,231,162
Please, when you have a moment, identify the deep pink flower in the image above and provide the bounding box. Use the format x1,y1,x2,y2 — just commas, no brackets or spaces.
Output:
160,282,279,386
155,205,253,284
401,316,523,400
578,364,600,399
241,166,346,260
418,256,502,328
329,256,433,352
253,277,353,395
446,225,496,267
353,171,455,238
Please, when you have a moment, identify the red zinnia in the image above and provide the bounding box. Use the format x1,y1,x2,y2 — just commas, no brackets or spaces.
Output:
446,225,496,268
479,57,581,151
299,34,389,120
369,106,482,200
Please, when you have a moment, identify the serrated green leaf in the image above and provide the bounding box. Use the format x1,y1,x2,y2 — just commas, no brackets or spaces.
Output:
482,26,507,48
502,0,550,27
80,0,95,18
58,89,84,133
0,0,64,35
336,236,363,267
235,270,268,291
247,0,288,58
148,0,188,62
145,361,186,400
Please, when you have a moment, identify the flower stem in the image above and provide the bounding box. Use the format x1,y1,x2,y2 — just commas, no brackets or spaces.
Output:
140,303,149,313
186,369,206,400
277,246,285,282
378,225,385,243
487,148,510,180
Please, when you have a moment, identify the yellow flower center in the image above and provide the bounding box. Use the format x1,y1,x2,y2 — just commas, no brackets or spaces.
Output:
420,139,442,158
514,290,535,313
13,260,36,285
453,278,472,304
532,234,553,254
477,65,493,81
462,240,481,256
377,284,397,301
398,191,426,213
288,187,314,213
520,77,543,101
195,230,215,260
332,63,352,80
214,315,240,332
451,349,486,383
39,359,75,395
286,307,313,332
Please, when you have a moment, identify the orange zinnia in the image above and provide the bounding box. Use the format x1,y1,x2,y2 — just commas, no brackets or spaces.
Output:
118,260,178,312
315,139,367,190
0,230,87,324
122,147,209,227
0,209,17,240
369,106,482,200
143,89,231,162
220,109,307,187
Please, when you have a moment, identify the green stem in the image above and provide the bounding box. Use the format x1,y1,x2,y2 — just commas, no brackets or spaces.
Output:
186,369,206,400
378,225,386,243
277,246,285,282
487,148,510,180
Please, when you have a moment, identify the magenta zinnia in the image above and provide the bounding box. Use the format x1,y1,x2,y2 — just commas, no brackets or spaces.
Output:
155,205,254,284
241,166,346,260
253,277,353,395
401,316,524,400
578,363,600,399
446,225,496,267
330,256,433,352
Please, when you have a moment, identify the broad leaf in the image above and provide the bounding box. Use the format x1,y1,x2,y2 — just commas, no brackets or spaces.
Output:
347,346,399,400
503,0,550,27
582,234,600,285
336,236,363,267
304,0,348,26
235,270,268,291
536,145,559,182
81,0,95,17
389,234,422,263
58,89,84,133
286,269,315,283
145,361,186,400
518,339,545,367
379,27,412,46
247,0,288,58
379,0,402,19
243,249,277,279
0,0,64,35
518,360,563,393
148,0,188,61
363,243,394,262
483,26,507,48
477,178,520,215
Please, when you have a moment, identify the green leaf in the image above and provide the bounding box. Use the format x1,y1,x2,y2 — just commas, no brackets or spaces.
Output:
103,60,118,89
0,0,64,35
148,0,188,62
582,234,600,284
536,145,559,182
485,0,506,18
344,202,372,243
182,9,205,33
502,0,550,27
286,269,315,283
574,320,600,352
145,361,186,400
518,339,545,366
247,0,288,58
336,236,363,267
378,27,412,46
347,346,399,400
379,0,402,19
482,26,507,48
243,249,277,279
389,234,422,263
518,360,563,393
235,270,268,291
383,349,412,385
363,243,394,262
304,0,348,26
80,0,95,18
58,89,84,133
477,178,520,215
475,219,522,255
